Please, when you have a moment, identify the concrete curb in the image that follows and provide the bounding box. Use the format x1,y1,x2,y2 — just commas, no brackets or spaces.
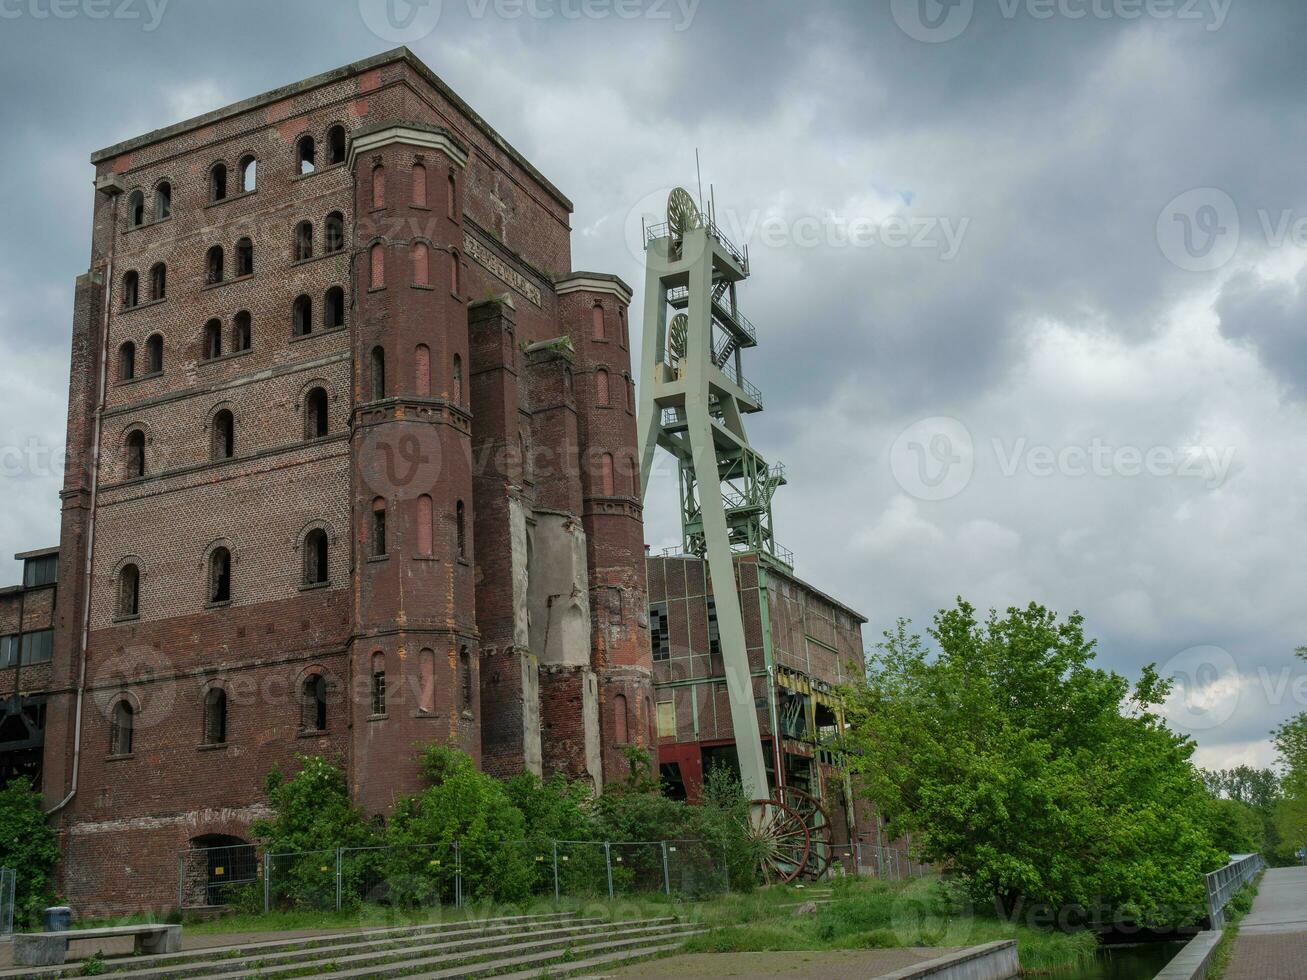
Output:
875,940,1020,980
1152,931,1222,980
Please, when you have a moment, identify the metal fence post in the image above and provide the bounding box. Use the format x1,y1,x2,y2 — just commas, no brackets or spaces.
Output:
661,841,671,896
553,841,560,904
335,848,343,913
455,841,463,908
722,842,730,894
263,851,270,915
604,842,614,901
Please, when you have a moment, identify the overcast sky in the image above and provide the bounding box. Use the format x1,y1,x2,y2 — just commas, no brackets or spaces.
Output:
2,0,1304,772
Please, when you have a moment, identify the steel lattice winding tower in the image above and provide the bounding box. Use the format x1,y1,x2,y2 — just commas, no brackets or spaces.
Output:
637,189,789,800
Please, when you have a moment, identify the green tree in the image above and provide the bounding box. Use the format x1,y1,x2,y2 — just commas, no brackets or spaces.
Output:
1206,798,1264,855
841,600,1223,925
0,777,59,926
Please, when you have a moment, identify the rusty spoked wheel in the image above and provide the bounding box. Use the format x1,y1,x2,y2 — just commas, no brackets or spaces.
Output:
776,787,834,880
746,797,812,885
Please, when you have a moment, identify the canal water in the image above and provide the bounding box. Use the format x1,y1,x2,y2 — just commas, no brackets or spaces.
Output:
1049,941,1187,979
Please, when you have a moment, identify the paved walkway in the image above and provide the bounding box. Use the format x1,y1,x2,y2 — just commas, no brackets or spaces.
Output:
1225,866,1307,980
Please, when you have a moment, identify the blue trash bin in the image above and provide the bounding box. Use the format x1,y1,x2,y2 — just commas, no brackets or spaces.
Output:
42,906,71,932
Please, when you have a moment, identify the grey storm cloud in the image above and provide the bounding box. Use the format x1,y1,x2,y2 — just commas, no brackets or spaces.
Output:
4,0,1307,769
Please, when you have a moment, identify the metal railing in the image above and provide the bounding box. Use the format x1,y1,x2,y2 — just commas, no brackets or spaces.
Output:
665,286,759,348
644,215,750,271
1205,853,1264,929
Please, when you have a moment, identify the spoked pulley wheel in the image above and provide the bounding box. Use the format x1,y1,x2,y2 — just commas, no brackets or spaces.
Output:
776,786,834,880
746,797,812,885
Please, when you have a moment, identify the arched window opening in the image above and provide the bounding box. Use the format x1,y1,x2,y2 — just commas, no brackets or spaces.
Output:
371,164,386,209
370,346,385,400
592,303,605,340
324,286,344,329
412,162,427,207
369,242,385,289
447,173,456,219
371,652,386,715
144,334,163,374
110,700,133,755
203,688,227,745
325,211,345,253
600,453,615,496
411,241,429,286
297,134,316,175
239,155,257,193
154,181,171,220
371,497,387,557
301,674,327,732
122,271,139,308
210,163,228,201
628,455,638,496
415,344,431,396
614,693,629,743
204,318,222,360
234,237,253,277
118,563,139,618
211,409,234,461
456,499,466,559
595,368,610,406
293,294,312,337
206,245,224,284
125,429,145,478
619,307,629,348
417,494,434,557
118,341,136,381
209,546,231,604
149,262,166,301
450,249,460,295
303,527,329,586
628,377,636,413
304,387,328,440
294,221,313,262
460,647,472,709
419,649,435,713
327,125,347,166
127,190,145,227
233,311,252,352
452,354,463,406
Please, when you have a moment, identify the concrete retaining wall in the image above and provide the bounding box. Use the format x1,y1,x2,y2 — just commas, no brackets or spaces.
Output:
1152,932,1222,980
876,940,1020,980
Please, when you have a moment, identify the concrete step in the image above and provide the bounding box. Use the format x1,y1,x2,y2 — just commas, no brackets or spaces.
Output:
78,916,609,980
0,912,583,979
402,926,706,979
312,920,692,980
199,918,631,980
496,938,700,979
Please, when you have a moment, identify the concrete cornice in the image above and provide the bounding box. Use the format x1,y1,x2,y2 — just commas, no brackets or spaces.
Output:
554,272,633,305
347,123,469,171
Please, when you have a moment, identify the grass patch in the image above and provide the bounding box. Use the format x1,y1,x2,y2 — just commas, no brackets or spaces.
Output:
1205,871,1263,980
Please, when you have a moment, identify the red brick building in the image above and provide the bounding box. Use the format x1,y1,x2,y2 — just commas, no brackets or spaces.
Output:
17,48,653,913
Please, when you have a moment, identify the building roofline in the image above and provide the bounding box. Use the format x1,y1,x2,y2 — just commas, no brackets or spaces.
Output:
14,546,59,561
90,47,574,213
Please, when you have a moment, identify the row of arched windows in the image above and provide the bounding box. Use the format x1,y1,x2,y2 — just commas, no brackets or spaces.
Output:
112,499,465,617
364,345,462,403
121,385,333,480
120,264,167,308
106,668,339,757
366,159,457,217
205,238,254,284
294,212,346,261
210,155,258,202
595,452,640,498
592,366,636,412
126,182,171,229
366,241,460,293
590,302,630,349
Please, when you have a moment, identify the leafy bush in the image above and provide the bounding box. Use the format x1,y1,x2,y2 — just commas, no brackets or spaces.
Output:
0,777,59,927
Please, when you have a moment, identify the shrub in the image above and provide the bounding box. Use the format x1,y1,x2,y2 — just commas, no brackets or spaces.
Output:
0,777,59,927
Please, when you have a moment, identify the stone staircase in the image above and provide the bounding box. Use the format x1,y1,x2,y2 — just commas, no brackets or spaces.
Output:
0,911,703,979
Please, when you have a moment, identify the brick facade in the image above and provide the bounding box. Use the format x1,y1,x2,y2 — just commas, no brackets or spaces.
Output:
11,48,650,915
